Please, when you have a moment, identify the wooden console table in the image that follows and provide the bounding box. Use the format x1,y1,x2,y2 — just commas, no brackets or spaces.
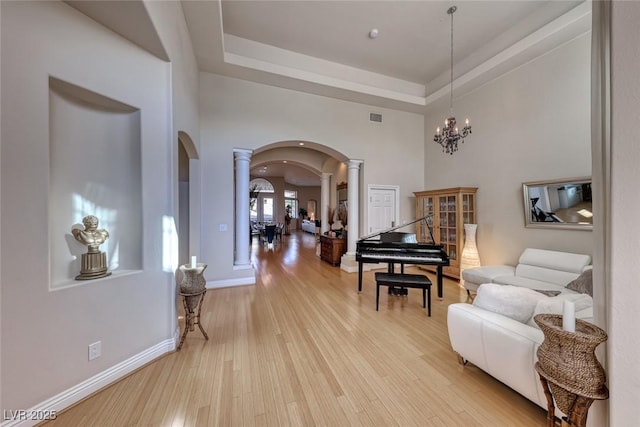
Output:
320,235,346,266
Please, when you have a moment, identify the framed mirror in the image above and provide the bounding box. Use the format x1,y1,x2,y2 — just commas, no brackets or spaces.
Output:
522,177,592,230
337,182,347,205
307,199,317,220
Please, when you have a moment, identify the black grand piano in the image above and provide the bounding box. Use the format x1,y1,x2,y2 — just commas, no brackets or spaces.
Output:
356,215,450,298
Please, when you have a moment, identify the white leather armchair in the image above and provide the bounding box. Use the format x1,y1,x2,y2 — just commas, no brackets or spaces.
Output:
448,303,548,408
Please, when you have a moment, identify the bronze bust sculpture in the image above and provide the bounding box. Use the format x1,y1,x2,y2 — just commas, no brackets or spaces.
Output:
72,215,111,280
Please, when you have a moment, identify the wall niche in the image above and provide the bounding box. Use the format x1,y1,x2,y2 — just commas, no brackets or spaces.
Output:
49,77,142,289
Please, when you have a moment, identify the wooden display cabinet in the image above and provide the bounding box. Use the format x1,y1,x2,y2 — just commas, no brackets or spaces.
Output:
414,187,478,279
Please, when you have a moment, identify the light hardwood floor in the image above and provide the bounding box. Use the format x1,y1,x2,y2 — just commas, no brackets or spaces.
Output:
43,231,547,426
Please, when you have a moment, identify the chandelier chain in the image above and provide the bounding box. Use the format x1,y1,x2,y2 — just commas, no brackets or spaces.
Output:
434,5,472,155
450,7,454,115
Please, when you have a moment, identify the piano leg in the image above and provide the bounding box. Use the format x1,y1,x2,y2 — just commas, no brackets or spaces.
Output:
386,262,394,294
399,262,407,295
358,261,363,292
437,265,444,299
386,262,407,295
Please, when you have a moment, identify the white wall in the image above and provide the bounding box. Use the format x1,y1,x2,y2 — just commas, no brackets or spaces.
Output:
1,1,173,412
0,0,3,413
424,33,593,266
199,73,424,283
143,0,202,338
144,1,202,266
610,2,640,423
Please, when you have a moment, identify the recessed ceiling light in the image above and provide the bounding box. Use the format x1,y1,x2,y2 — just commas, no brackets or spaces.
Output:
283,160,287,163
298,142,305,146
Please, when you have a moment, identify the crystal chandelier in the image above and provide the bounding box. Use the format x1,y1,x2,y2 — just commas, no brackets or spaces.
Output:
434,6,471,155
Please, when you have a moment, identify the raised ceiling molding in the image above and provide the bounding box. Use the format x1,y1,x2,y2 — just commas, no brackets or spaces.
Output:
183,0,591,112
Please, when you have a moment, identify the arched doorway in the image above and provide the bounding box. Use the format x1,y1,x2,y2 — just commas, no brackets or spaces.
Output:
245,140,364,272
249,177,275,224
177,131,198,266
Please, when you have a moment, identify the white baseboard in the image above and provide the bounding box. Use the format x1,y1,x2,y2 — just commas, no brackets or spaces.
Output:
340,263,360,273
206,277,255,289
1,336,176,427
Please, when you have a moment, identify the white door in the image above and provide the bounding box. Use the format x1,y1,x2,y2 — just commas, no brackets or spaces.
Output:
368,186,399,236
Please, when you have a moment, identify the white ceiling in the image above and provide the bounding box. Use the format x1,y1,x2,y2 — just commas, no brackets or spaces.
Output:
252,162,322,187
66,0,591,186
220,0,581,89
183,0,590,112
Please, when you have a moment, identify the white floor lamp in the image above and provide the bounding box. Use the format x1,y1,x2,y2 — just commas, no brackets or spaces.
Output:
460,223,481,286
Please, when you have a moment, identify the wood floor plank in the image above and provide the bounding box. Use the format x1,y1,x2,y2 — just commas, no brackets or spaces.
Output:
41,231,547,426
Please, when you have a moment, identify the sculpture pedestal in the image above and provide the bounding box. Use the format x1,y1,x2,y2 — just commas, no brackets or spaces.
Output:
177,263,209,350
76,251,111,280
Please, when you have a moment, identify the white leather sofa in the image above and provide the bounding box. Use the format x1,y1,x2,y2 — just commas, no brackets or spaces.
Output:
461,248,591,294
301,219,316,234
448,288,593,414
449,302,549,408
449,248,594,415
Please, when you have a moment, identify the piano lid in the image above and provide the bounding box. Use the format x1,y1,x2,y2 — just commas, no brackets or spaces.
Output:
380,232,417,243
359,214,435,243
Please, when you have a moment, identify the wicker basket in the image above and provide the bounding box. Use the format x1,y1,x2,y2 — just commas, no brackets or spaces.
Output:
534,314,609,415
179,264,207,311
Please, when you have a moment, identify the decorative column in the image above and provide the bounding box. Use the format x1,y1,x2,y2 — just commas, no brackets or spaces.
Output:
321,172,332,235
234,149,252,268
341,159,363,272
346,160,363,254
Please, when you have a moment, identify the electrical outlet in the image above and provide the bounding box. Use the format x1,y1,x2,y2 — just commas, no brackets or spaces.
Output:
88,341,102,361
219,223,227,232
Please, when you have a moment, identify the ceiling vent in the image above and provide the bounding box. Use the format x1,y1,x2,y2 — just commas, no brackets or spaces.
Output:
369,112,383,123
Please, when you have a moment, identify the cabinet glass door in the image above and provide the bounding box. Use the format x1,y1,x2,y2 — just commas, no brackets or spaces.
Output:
418,196,435,243
462,194,476,224
438,195,457,261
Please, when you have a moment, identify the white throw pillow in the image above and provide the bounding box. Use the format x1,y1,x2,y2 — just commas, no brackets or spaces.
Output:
473,283,547,324
527,293,594,327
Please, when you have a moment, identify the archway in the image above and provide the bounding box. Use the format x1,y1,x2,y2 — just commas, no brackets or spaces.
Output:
177,131,198,266
249,177,275,224
245,140,364,272
251,141,347,235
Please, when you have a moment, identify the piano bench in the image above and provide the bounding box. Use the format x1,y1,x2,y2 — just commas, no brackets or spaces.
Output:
374,273,432,316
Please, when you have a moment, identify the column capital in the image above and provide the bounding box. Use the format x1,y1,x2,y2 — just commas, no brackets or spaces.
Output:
233,148,253,161
321,172,333,180
348,159,364,170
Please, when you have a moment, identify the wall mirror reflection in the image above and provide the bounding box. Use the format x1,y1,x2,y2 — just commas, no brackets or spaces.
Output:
522,177,592,230
337,182,347,205
307,199,317,220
